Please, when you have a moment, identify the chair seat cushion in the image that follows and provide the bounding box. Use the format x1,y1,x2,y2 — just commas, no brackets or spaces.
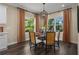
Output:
43,40,46,44
36,37,42,43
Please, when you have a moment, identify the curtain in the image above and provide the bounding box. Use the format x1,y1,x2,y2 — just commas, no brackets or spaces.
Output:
63,9,71,43
0,27,3,32
35,14,40,32
44,15,48,29
18,8,25,43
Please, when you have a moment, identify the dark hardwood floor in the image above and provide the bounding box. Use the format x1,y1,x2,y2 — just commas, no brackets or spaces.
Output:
0,41,77,55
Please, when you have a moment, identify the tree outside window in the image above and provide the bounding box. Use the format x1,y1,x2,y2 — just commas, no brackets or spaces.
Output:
48,19,54,30
55,16,63,32
48,16,63,32
25,18,34,32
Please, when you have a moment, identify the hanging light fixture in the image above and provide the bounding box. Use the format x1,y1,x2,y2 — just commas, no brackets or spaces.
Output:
40,3,48,16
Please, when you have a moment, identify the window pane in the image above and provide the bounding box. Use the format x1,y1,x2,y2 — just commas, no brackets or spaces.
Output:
54,16,63,32
25,18,34,32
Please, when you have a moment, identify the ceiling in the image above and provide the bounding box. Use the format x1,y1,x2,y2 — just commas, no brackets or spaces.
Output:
7,3,77,14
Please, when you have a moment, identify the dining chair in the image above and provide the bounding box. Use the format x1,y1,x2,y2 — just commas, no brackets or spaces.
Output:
45,32,55,52
29,32,42,49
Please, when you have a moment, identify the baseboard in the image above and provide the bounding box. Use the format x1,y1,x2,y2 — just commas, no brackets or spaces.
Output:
59,41,77,45
8,40,29,48
8,42,17,46
24,39,29,41
8,40,29,46
0,48,8,51
69,42,77,45
63,41,77,45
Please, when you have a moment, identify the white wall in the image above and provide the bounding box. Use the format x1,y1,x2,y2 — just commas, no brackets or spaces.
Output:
70,6,78,44
0,4,7,24
0,4,19,45
5,5,18,45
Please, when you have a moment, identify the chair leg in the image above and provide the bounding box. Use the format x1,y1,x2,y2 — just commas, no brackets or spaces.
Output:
30,46,31,49
29,42,31,49
35,44,37,48
54,45,55,53
45,45,47,54
34,44,38,51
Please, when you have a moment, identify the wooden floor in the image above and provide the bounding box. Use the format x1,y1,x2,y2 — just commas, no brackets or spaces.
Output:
0,41,77,55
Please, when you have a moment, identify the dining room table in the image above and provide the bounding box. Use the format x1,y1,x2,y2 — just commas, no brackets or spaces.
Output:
36,31,60,48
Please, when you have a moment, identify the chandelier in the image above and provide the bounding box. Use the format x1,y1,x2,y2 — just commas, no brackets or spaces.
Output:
40,3,48,16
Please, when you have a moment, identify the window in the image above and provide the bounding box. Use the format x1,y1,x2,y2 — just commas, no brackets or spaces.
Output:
48,18,54,29
48,16,63,32
25,18,34,32
55,16,63,32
